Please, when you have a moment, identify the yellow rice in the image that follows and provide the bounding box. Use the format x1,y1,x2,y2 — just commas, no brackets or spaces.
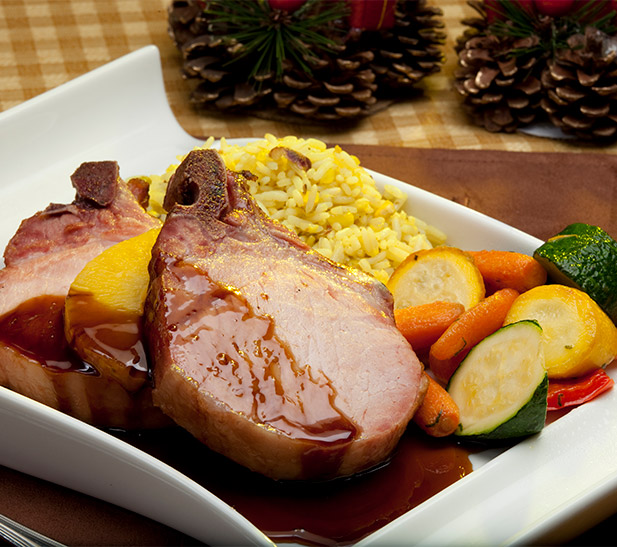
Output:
145,134,446,284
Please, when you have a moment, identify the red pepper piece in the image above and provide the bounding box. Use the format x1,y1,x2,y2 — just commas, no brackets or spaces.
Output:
547,368,615,411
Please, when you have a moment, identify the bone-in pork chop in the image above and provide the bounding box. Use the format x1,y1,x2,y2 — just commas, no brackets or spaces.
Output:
0,161,167,428
145,149,427,480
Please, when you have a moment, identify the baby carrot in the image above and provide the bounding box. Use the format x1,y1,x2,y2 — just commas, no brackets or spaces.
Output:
429,288,520,384
413,372,460,437
467,250,547,295
394,301,465,351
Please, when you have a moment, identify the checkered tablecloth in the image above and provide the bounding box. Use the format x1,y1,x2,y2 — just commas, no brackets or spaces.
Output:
2,0,617,154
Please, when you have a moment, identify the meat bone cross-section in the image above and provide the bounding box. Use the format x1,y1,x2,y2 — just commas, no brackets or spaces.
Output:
0,161,167,429
145,149,427,480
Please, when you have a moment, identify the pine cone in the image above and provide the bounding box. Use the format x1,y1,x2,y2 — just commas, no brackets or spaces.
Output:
168,0,275,111
167,0,207,46
168,0,445,123
271,38,384,122
454,2,544,134
454,0,486,52
272,0,446,121
455,34,543,132
541,27,617,140
353,0,446,93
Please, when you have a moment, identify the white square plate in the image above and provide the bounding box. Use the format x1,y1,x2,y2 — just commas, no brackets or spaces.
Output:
1,46,616,546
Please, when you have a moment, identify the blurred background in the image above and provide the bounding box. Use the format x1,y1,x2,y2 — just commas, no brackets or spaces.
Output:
3,0,617,153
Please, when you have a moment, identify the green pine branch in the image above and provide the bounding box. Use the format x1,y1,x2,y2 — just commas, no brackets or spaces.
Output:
487,0,617,57
203,0,349,80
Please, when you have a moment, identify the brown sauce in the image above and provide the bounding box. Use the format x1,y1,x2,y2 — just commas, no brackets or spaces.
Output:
64,292,149,391
116,426,473,546
0,293,147,382
159,259,357,452
0,295,168,428
0,295,94,374
65,294,147,372
2,294,473,544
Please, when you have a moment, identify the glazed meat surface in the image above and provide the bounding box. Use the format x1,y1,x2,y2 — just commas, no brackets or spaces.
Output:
0,161,166,428
145,149,426,480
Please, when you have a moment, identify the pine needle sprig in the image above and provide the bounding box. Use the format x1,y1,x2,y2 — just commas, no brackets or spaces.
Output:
487,2,545,60
567,1,617,35
486,0,617,59
202,0,349,80
487,1,537,39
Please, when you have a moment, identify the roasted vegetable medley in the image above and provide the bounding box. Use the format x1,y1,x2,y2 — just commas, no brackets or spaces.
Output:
390,223,617,441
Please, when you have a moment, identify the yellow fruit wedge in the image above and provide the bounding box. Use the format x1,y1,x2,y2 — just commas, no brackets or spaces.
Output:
64,227,161,391
387,247,485,311
504,284,617,379
67,227,161,314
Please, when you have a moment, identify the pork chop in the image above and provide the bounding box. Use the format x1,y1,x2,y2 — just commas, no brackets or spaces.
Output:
145,149,427,480
0,161,168,429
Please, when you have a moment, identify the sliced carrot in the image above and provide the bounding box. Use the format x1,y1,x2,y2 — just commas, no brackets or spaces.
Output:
467,250,547,295
413,372,460,437
428,288,520,384
394,301,465,351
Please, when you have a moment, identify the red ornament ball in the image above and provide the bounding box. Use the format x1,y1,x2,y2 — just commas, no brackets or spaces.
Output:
268,0,307,12
348,0,397,30
533,0,575,16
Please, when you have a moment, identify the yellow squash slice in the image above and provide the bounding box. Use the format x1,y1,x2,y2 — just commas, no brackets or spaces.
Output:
504,284,617,379
387,247,485,310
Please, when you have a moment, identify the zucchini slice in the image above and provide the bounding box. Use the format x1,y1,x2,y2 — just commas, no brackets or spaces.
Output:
387,247,485,310
448,320,547,441
534,223,617,324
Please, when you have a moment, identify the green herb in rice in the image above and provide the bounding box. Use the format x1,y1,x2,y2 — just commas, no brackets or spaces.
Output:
145,135,446,284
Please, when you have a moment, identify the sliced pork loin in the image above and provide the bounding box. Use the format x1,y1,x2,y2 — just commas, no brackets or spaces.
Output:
0,161,168,429
145,149,427,480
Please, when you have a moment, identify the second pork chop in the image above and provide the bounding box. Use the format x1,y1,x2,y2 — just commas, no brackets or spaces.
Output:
0,161,167,428
145,149,426,480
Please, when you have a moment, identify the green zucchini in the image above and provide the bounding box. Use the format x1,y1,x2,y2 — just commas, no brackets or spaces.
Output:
533,223,617,324
448,320,548,441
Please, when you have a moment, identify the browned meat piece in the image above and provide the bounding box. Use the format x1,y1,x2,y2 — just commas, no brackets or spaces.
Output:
145,150,427,480
0,161,168,429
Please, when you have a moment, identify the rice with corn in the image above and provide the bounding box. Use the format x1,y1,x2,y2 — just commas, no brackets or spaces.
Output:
146,135,446,284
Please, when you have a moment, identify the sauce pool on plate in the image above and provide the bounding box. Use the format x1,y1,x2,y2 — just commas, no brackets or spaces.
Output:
115,426,473,546
0,294,473,544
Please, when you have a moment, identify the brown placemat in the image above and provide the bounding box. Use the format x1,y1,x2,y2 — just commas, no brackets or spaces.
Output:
337,144,617,242
0,466,198,546
1,145,616,546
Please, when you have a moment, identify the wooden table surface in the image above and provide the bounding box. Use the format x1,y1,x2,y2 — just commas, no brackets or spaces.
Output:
1,1,617,545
